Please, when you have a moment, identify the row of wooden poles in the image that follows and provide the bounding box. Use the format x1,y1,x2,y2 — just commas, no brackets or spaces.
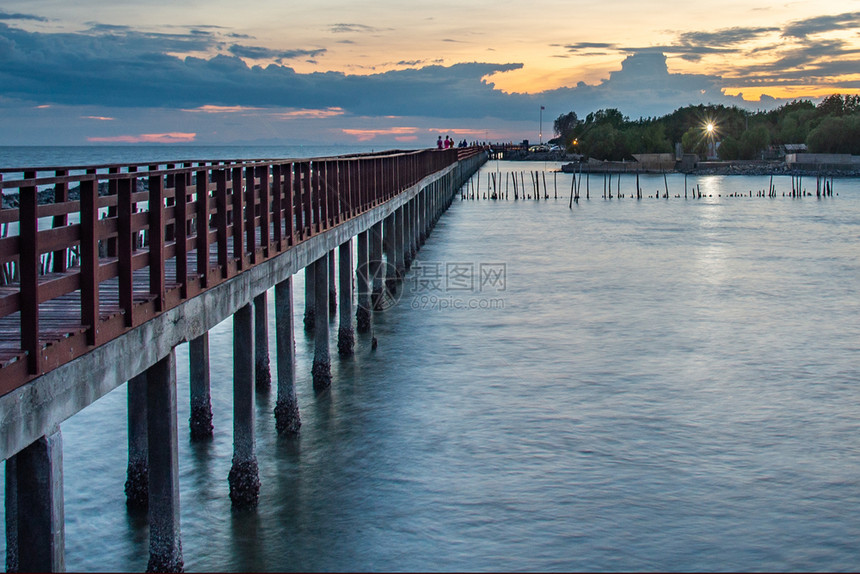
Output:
461,170,839,206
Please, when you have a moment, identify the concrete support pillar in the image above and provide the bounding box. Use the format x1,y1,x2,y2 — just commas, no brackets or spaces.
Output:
394,207,405,278
383,214,397,295
312,253,332,391
125,373,148,509
409,197,421,261
274,277,301,435
403,201,413,269
337,239,354,356
303,263,315,332
355,230,371,333
5,429,65,573
429,183,437,233
328,249,337,317
6,457,17,573
419,189,427,244
412,198,419,254
146,351,183,572
229,304,260,508
370,222,384,311
254,291,271,392
189,333,214,440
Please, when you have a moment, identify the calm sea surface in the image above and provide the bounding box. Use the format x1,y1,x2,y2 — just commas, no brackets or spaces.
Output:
2,149,860,571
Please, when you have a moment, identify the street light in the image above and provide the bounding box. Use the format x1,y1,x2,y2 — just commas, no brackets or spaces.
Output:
540,105,545,145
704,121,717,159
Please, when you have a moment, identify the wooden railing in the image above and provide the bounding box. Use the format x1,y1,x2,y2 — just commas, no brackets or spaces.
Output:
0,147,483,395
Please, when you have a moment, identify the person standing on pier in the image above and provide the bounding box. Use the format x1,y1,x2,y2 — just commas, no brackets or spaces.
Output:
437,136,444,149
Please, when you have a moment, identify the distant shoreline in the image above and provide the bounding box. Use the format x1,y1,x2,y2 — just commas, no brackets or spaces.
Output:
501,151,860,177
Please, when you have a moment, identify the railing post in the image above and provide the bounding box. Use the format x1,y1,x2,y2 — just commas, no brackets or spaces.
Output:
245,165,256,265
118,177,134,326
107,167,119,257
214,169,229,278
52,170,69,273
196,168,210,288
319,161,329,231
271,164,283,251
258,165,270,258
311,162,322,234
80,179,100,346
148,172,166,312
175,171,188,299
20,170,40,374
231,167,245,270
297,163,308,241
285,163,296,246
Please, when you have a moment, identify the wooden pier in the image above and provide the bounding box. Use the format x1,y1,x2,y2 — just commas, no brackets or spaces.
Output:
0,147,486,571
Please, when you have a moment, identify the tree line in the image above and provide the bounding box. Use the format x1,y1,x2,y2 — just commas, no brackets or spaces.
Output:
551,94,860,161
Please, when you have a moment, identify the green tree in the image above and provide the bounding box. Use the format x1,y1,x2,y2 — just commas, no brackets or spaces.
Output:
739,125,771,159
807,115,860,154
717,136,740,160
681,126,707,157
579,123,628,160
625,123,671,154
553,112,580,148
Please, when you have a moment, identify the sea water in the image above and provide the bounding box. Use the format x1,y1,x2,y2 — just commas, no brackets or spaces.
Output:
1,151,859,571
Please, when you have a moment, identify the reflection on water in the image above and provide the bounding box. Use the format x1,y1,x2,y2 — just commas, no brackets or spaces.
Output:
2,164,860,571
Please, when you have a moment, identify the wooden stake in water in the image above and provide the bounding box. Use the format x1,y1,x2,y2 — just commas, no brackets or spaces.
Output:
585,170,589,200
569,172,575,208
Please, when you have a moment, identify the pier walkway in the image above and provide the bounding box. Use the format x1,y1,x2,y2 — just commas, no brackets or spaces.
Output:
0,147,486,571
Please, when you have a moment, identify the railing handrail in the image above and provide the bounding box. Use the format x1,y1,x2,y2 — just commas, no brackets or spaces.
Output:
0,146,486,396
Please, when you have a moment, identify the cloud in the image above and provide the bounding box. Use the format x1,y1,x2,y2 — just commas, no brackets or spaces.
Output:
562,42,618,53
342,127,420,141
540,52,744,118
0,13,852,146
272,107,345,119
82,115,115,120
677,26,778,47
0,22,530,118
228,44,326,61
87,132,196,143
182,105,263,113
782,11,860,39
0,11,47,22
329,23,380,34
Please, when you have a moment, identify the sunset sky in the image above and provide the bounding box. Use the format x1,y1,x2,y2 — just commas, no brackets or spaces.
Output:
1,1,859,146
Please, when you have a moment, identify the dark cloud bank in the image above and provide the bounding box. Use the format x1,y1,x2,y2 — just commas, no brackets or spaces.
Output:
1,12,856,122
